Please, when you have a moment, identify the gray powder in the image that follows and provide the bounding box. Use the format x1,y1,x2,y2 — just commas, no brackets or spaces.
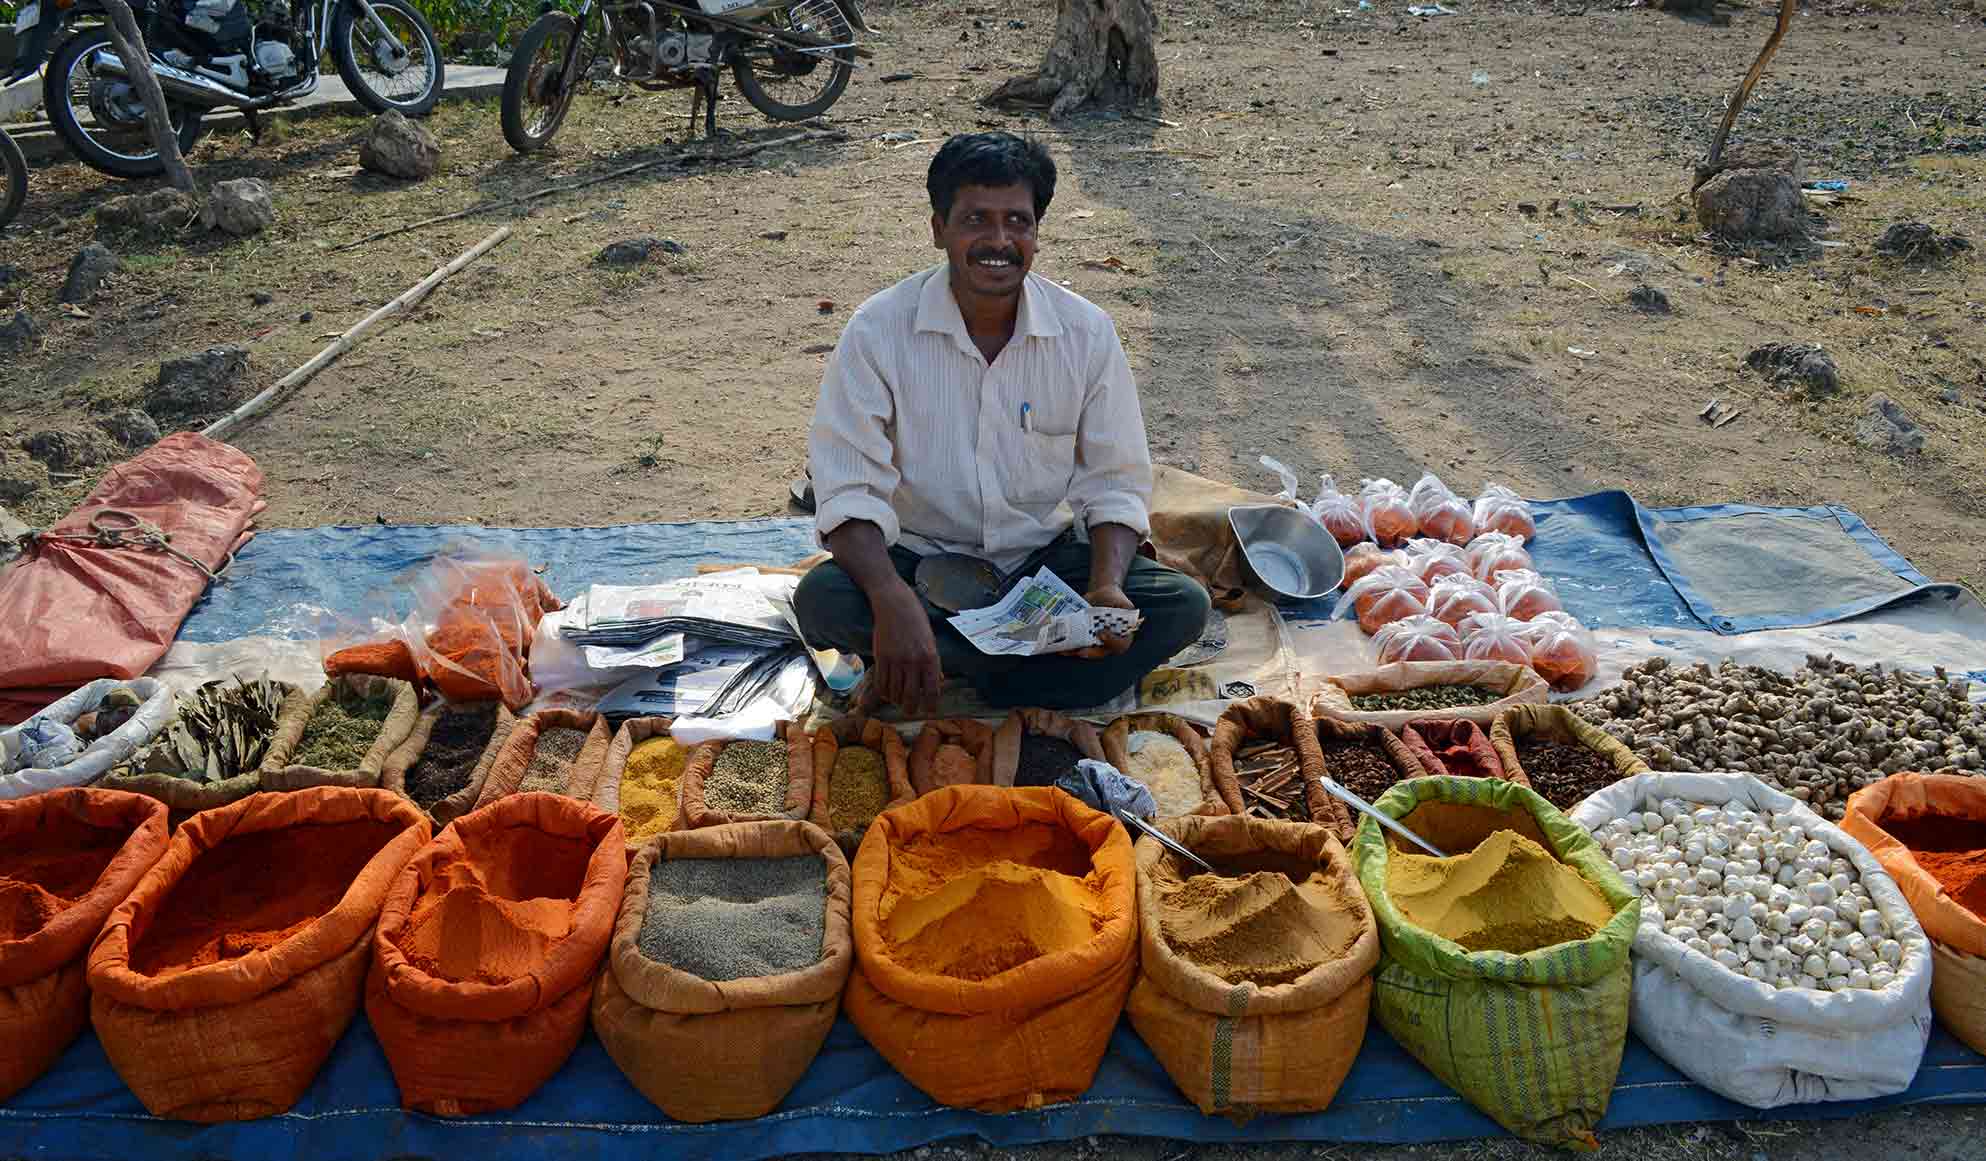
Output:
637,854,826,981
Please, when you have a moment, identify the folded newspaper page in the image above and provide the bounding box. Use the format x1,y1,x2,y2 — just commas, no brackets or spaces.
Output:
947,567,1142,657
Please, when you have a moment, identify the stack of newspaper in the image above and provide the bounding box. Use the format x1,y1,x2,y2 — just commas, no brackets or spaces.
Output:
559,574,799,651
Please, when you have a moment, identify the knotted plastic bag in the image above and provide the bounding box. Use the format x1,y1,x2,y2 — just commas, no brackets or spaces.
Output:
1426,574,1499,629
1466,531,1534,583
1459,612,1532,665
1372,615,1461,665
1359,479,1419,549
1517,611,1598,692
1407,473,1474,546
1493,569,1564,622
1471,484,1535,542
1343,544,1400,588
1345,565,1430,636
1403,538,1469,585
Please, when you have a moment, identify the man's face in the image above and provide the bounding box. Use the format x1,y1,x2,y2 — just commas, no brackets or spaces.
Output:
932,183,1038,301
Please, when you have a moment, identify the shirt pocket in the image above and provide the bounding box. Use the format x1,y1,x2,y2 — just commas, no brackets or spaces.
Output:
1012,428,1078,505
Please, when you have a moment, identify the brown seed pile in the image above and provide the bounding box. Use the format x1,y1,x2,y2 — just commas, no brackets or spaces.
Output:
706,741,790,816
828,746,889,831
1350,684,1503,713
1515,739,1621,809
518,726,588,794
1321,736,1405,802
407,703,499,809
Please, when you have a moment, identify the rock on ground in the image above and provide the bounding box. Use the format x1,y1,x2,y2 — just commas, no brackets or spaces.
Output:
96,188,202,236
0,310,35,352
1874,222,1972,261
1745,342,1839,396
596,238,689,265
146,345,251,425
1693,145,1808,242
21,428,117,472
1628,285,1672,314
1855,394,1926,455
359,110,441,181
95,408,162,450
0,452,50,505
203,178,276,237
60,243,121,304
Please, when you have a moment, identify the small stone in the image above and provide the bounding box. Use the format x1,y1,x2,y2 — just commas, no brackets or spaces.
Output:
0,310,36,352
1875,221,1971,261
1628,284,1672,314
1939,387,1961,405
596,237,685,265
1854,393,1925,455
1007,18,1026,28
95,407,162,450
95,188,201,236
0,264,25,287
146,344,251,424
60,243,121,304
0,505,27,542
1745,342,1839,396
0,451,49,505
300,310,315,323
21,427,116,471
251,291,274,306
202,178,276,237
760,230,788,241
359,110,441,181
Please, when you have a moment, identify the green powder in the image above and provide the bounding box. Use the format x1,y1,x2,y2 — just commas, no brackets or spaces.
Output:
291,686,394,769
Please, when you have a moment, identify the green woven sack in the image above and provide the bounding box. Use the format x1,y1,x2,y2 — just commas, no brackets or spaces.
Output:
1352,775,1640,1151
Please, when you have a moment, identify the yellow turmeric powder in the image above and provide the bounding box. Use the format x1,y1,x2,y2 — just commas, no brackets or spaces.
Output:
1386,829,1614,954
619,737,688,842
881,823,1103,980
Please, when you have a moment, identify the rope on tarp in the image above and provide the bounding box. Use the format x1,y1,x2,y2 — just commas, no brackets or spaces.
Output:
16,508,232,582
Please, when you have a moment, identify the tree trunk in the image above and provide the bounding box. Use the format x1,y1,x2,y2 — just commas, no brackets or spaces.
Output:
99,0,197,193
984,0,1159,120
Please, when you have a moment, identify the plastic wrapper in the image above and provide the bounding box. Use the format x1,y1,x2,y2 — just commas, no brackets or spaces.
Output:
1344,565,1430,636
1407,473,1474,546
1466,531,1534,582
1258,457,1367,549
1471,483,1535,542
1516,612,1598,692
1342,544,1399,588
1492,568,1564,621
1359,479,1419,549
1459,612,1533,666
1402,538,1469,585
1425,574,1499,629
1372,615,1462,665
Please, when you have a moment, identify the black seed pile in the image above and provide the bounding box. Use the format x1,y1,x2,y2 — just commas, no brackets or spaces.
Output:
1515,739,1621,809
407,703,499,809
1014,734,1084,788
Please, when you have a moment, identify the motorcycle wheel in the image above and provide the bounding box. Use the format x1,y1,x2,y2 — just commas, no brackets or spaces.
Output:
42,27,205,181
0,129,24,231
332,0,446,117
500,12,586,154
732,0,854,122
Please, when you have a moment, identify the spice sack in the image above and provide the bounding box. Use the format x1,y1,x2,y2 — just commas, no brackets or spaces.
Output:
88,788,430,1120
1312,661,1548,731
907,717,997,796
678,724,815,828
808,718,914,853
1102,713,1222,819
596,716,688,846
593,820,853,1121
384,700,516,827
1840,774,1982,1053
367,792,626,1115
474,708,614,807
1574,772,1932,1108
0,678,174,800
1128,814,1380,1115
1210,696,1339,826
260,673,420,791
846,785,1137,1112
0,788,167,1102
1354,776,1640,1149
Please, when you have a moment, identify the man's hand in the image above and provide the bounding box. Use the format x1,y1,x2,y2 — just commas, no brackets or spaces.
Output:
871,585,944,715
1072,583,1137,659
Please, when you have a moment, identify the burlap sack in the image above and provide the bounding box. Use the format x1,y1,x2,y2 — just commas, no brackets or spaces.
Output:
88,788,430,1121
592,820,853,1121
260,674,420,791
1313,718,1428,846
1312,660,1549,731
678,722,815,829
0,789,168,1102
1842,773,1986,1054
381,701,517,828
1149,465,1289,610
907,717,999,796
595,716,684,848
1102,712,1223,817
1210,697,1348,831
1401,719,1510,781
1489,704,1647,806
808,718,914,855
1128,814,1380,1115
991,708,1107,788
845,785,1138,1112
367,792,626,1115
473,708,615,808
93,684,312,812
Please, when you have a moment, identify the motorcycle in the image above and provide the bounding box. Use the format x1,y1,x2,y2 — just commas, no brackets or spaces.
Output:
1,126,23,228
500,0,868,153
8,0,445,179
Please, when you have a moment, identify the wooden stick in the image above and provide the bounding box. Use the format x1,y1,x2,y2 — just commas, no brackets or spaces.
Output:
202,226,513,442
330,129,845,252
1695,0,1796,189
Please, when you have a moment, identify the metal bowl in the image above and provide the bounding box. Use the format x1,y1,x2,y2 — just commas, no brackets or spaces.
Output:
1227,503,1346,601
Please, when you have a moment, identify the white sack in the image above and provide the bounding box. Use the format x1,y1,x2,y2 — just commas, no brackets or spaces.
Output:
0,678,175,799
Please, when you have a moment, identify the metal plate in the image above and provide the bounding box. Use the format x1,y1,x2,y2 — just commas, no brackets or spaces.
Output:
913,552,1004,613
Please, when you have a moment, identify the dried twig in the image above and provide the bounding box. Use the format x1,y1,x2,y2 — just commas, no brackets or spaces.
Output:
1695,0,1797,188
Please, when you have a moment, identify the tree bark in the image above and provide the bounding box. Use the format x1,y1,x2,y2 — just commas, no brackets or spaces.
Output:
98,0,198,193
984,0,1159,120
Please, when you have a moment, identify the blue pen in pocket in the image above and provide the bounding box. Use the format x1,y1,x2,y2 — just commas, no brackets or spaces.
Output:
1020,402,1033,432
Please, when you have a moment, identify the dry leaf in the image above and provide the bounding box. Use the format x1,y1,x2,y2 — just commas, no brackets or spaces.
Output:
1080,256,1143,275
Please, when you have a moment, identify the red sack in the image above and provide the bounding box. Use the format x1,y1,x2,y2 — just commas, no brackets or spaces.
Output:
0,435,264,722
1399,719,1509,781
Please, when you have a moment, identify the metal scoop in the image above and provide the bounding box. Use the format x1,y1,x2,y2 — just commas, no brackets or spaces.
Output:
1313,776,1448,857
913,553,1008,613
1115,809,1218,875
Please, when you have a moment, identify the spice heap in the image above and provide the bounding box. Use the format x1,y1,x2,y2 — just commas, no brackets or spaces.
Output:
396,827,590,985
1014,734,1084,789
706,741,790,816
620,737,689,842
1124,730,1201,816
1350,684,1502,713
1158,860,1360,987
930,743,978,789
406,703,499,809
292,685,395,770
73,684,145,743
882,823,1103,981
1574,655,1986,819
131,820,402,975
1516,738,1621,808
0,818,125,940
121,674,289,783
1320,736,1405,802
1387,829,1614,954
1594,798,1903,991
637,855,826,981
1877,814,1986,921
828,746,889,832
518,726,589,795
1233,740,1309,821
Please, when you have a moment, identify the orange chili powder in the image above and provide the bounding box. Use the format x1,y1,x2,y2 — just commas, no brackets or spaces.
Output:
390,821,593,984
1885,814,1986,919
0,814,128,941
131,820,403,976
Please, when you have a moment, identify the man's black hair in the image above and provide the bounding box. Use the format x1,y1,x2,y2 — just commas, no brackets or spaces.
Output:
926,133,1057,222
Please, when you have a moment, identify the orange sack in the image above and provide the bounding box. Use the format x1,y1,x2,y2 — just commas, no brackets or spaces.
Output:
845,785,1137,1112
366,792,625,1115
0,789,168,1102
87,788,429,1121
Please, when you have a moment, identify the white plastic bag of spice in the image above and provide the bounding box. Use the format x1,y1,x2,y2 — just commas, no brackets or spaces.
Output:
0,678,175,800
1570,771,1934,1109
